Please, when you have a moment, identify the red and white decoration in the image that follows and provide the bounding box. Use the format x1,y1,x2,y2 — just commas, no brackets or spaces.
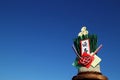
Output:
80,39,90,55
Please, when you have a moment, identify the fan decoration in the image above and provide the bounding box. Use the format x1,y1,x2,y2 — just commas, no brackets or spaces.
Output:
72,27,102,68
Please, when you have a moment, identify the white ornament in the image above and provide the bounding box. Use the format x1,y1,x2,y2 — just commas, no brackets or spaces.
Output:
81,26,87,32
83,30,89,35
78,32,83,37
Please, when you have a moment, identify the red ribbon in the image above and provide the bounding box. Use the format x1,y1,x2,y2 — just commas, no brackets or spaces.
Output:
78,52,94,68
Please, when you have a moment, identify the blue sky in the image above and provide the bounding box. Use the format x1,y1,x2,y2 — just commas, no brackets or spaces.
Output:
0,0,120,80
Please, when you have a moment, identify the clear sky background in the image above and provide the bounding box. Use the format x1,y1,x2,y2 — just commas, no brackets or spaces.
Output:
0,0,120,80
